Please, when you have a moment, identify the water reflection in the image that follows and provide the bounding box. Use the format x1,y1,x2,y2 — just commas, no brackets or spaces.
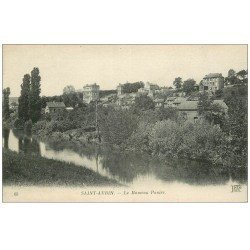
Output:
2,128,247,186
12,130,41,155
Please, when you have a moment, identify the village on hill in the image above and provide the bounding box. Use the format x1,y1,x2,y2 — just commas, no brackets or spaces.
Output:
29,72,234,124
3,67,248,173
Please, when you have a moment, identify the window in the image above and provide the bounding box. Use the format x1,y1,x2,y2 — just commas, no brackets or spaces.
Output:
194,117,198,123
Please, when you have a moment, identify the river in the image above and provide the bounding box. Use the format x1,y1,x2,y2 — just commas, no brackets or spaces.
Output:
2,128,247,189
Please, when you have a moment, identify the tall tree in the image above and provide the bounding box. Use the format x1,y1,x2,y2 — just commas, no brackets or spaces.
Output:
173,77,182,90
29,67,42,122
3,87,10,120
228,69,236,77
132,95,155,114
18,74,31,121
224,85,247,166
183,78,196,95
63,85,75,94
226,69,239,85
236,70,248,84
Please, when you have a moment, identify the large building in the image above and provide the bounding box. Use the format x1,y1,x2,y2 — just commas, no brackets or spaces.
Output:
45,102,66,114
82,83,100,104
200,73,224,94
138,82,160,97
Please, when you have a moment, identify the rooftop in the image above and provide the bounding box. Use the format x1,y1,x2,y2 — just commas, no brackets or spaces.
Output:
177,99,228,111
154,98,164,103
203,73,223,79
83,83,100,88
46,102,66,108
178,100,198,110
166,97,176,101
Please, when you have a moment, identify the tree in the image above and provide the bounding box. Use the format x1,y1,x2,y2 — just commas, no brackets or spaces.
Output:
18,74,31,122
183,79,196,95
157,107,178,121
99,109,138,146
225,69,239,85
223,84,247,166
203,103,227,129
123,81,144,93
29,67,42,123
198,92,228,130
197,92,213,116
132,95,155,113
228,69,236,78
173,77,182,90
3,87,10,120
214,89,223,99
236,70,248,84
63,85,75,94
62,92,81,107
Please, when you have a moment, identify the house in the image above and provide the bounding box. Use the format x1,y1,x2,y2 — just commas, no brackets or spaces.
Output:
45,102,66,114
144,82,160,91
176,99,228,123
137,82,160,97
82,83,100,104
177,100,200,123
154,98,164,108
172,97,186,108
164,97,176,107
200,73,224,94
138,87,148,95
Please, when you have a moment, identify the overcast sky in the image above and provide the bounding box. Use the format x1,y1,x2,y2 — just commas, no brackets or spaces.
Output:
3,45,247,97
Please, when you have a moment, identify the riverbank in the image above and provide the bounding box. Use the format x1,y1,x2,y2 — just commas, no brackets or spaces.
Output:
3,149,120,187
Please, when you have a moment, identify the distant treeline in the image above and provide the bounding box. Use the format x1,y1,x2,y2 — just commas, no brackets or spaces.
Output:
99,90,117,98
122,81,144,93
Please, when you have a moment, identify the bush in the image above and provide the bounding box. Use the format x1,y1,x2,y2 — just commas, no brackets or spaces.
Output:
127,120,232,166
99,109,139,146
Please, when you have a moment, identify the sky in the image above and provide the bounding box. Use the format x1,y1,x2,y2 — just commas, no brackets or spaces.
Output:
3,45,247,97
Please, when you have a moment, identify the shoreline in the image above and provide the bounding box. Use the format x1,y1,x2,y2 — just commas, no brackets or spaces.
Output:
3,148,121,187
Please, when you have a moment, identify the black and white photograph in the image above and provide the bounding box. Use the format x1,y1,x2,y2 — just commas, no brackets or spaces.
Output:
2,44,248,202
1,1,250,250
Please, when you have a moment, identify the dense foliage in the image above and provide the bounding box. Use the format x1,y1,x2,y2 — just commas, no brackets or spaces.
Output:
18,74,30,122
127,120,231,166
29,68,248,168
99,109,139,146
173,77,182,90
131,95,155,113
122,81,144,93
33,105,96,134
223,84,247,167
3,87,10,120
99,90,117,98
182,78,196,95
29,67,42,123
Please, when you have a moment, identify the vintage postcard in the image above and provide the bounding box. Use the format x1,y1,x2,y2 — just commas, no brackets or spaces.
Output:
2,44,248,202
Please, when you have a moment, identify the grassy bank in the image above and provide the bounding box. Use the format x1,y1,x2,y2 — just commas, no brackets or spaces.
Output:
3,149,120,187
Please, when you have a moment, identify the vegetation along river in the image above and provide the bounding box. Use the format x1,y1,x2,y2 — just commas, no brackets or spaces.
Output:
2,128,247,189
